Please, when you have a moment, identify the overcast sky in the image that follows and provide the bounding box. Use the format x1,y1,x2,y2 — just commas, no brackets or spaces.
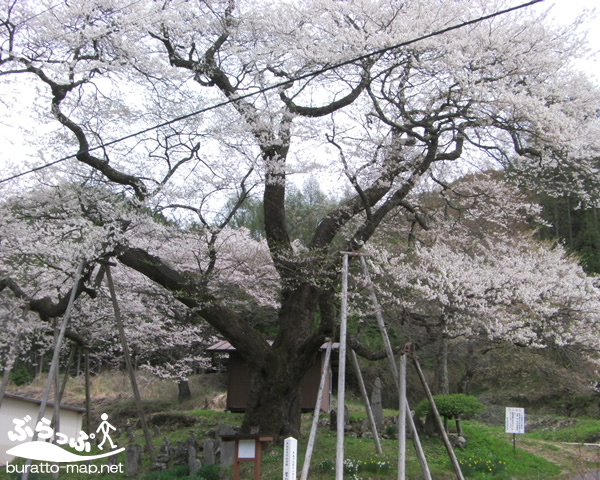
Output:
544,0,599,81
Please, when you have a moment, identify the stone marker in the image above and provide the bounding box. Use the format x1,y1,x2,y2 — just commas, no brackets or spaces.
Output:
371,377,384,431
125,444,142,478
152,437,170,470
204,438,216,465
188,445,202,475
217,424,237,466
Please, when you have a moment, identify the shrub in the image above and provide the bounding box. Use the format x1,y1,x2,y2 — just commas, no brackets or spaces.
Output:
316,459,335,473
360,457,392,474
9,363,35,386
415,394,484,421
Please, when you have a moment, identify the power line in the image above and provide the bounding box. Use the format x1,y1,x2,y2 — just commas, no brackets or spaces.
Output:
0,0,544,186
11,1,65,28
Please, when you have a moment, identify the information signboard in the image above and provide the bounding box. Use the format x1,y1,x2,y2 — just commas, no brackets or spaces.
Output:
505,407,525,434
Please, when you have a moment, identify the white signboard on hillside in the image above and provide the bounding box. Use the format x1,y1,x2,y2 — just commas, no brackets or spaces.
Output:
505,407,525,434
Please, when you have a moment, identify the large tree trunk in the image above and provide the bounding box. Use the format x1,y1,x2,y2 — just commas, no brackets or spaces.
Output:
239,283,327,442
177,380,192,401
241,354,306,439
436,335,450,395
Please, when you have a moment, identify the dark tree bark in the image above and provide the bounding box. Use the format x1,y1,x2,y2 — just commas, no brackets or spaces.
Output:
177,380,192,401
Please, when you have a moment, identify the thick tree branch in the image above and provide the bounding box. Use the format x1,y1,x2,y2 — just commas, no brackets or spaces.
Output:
0,268,93,321
116,247,271,369
22,62,148,200
279,66,371,118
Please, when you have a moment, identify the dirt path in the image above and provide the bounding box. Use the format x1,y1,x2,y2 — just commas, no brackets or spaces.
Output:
518,437,600,479
568,471,600,480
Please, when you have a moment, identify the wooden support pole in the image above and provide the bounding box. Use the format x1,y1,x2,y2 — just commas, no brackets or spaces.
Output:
300,340,333,480
405,401,432,480
105,264,156,464
335,253,349,480
359,256,399,383
350,349,383,454
22,259,85,480
360,259,433,479
84,348,91,435
412,355,465,480
398,354,406,480
52,320,61,444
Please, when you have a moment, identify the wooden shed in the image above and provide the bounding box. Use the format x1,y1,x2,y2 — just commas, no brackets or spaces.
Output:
208,340,335,413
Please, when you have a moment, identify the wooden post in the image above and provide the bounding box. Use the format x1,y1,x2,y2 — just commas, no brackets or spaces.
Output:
360,259,433,479
105,263,156,464
335,253,349,480
283,437,298,480
398,354,406,480
300,340,333,480
350,349,383,454
84,347,91,435
22,259,85,480
412,355,465,480
360,256,399,382
406,403,433,480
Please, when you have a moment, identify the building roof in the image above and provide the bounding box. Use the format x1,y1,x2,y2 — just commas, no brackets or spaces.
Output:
2,393,86,413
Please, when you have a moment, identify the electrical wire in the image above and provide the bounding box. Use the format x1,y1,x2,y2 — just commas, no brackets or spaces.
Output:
0,0,544,186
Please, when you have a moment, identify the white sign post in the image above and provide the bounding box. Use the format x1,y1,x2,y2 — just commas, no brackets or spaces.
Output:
283,437,297,480
505,407,525,452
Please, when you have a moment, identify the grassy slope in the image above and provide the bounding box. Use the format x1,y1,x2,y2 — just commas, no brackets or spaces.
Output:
4,372,600,479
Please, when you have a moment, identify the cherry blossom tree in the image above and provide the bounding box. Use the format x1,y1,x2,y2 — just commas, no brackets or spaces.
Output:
364,173,600,393
0,183,276,398
1,0,600,439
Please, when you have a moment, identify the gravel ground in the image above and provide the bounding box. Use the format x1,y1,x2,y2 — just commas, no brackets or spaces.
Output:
570,470,600,480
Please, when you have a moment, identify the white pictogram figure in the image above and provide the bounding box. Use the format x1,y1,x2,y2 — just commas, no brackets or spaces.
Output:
96,412,117,450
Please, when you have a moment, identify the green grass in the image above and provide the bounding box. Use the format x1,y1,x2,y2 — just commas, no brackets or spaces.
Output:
454,423,561,479
527,416,600,443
